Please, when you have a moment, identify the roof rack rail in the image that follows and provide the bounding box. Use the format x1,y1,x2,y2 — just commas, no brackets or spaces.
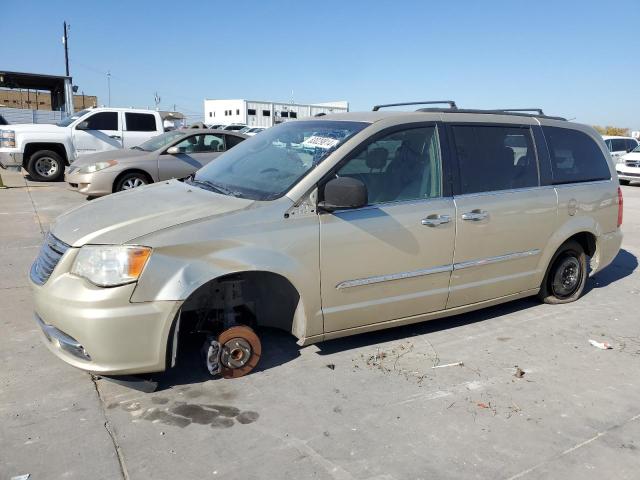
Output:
372,100,457,112
413,107,567,121
495,108,545,115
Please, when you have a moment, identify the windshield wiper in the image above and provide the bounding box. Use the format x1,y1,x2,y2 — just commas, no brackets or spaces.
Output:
187,178,235,196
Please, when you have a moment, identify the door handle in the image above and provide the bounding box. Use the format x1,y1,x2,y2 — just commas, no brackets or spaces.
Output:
109,135,121,139
421,214,451,227
461,210,488,221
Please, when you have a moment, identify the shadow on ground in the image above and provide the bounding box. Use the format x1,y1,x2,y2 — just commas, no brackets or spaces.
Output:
123,248,636,391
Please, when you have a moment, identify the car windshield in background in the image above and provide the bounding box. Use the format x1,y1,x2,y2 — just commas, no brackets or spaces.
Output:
56,109,90,127
633,144,640,153
135,130,186,151
193,120,368,200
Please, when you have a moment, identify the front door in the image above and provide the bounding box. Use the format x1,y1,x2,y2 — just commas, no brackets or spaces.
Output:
72,111,122,156
158,133,226,180
446,123,557,308
320,125,455,333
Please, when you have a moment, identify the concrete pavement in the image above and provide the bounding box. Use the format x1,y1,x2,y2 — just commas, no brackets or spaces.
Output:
1,168,639,479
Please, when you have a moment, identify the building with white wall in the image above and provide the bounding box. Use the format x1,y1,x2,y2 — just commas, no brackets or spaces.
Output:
204,99,348,127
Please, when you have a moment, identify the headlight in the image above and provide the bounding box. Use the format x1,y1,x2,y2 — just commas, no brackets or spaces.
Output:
71,245,151,287
0,129,15,148
78,160,118,174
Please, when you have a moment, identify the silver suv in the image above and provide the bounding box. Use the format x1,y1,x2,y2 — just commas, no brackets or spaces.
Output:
30,101,623,379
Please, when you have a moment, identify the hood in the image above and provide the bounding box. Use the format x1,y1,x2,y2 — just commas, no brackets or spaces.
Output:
70,149,149,167
51,180,254,247
622,152,640,161
4,123,67,134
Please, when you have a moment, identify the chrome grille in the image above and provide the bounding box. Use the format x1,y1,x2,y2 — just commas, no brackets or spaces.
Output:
30,233,70,285
625,160,640,168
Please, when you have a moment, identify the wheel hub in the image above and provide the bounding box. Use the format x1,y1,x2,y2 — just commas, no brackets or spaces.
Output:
35,157,58,177
220,338,252,369
552,256,581,298
122,177,146,189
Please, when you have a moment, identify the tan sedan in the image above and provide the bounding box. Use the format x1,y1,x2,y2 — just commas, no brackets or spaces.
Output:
65,129,247,196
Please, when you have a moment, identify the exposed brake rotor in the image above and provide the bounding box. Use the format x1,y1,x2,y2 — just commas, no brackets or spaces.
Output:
218,325,261,379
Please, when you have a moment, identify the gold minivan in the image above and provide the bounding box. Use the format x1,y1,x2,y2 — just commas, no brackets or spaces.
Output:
30,102,623,379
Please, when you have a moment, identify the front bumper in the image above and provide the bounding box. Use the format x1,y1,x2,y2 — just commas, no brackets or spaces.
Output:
0,151,23,169
65,168,117,196
616,167,640,182
31,249,182,375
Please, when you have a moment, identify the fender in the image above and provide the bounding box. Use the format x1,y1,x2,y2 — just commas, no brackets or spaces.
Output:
130,243,324,340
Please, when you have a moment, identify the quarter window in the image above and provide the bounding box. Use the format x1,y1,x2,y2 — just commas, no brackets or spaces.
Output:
125,113,157,132
452,125,538,194
83,112,118,130
337,126,442,204
542,127,611,184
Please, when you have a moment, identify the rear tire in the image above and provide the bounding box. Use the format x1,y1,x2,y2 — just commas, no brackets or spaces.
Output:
619,179,630,186
114,171,151,192
27,150,65,182
538,240,587,304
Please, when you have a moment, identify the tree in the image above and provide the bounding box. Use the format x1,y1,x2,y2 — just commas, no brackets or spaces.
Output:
593,125,630,136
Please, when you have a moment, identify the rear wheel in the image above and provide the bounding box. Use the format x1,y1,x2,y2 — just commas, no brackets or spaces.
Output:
27,150,65,182
114,172,150,192
538,240,587,304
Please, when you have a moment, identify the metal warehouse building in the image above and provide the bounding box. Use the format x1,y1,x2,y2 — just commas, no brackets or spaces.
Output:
204,99,348,127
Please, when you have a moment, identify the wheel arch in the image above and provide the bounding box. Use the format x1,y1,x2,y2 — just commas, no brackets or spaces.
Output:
112,168,154,192
23,142,69,167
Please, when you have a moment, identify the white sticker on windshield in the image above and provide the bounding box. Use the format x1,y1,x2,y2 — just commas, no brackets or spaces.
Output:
303,135,340,149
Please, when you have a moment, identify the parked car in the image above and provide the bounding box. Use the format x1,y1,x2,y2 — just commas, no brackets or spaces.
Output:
244,127,266,136
221,123,248,132
602,135,639,164
65,129,247,196
0,107,165,181
208,124,225,130
615,143,640,185
30,102,622,380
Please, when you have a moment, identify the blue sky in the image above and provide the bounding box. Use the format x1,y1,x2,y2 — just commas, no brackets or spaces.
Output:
2,1,639,128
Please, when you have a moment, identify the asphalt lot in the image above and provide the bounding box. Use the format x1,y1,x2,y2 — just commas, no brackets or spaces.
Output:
1,168,639,480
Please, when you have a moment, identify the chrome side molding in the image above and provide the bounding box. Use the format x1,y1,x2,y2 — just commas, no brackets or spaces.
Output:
336,249,541,289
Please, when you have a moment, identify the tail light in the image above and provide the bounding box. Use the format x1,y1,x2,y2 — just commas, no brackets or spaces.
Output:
617,186,623,227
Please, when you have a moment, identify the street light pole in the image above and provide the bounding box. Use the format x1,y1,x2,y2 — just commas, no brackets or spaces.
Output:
107,71,111,107
63,22,70,77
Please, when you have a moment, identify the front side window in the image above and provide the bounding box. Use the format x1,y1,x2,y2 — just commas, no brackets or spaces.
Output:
611,138,627,152
542,127,611,184
336,126,442,204
83,112,119,131
193,120,368,200
452,125,538,194
172,134,225,153
125,113,157,132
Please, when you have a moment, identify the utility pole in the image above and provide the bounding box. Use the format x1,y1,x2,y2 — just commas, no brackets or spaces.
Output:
63,22,70,76
107,71,111,107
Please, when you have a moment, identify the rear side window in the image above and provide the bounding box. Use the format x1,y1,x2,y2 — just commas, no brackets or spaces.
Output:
451,125,538,194
542,127,610,184
125,113,157,132
225,135,244,148
84,112,118,130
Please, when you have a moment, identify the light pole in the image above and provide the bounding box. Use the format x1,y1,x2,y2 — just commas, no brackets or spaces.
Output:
107,71,111,107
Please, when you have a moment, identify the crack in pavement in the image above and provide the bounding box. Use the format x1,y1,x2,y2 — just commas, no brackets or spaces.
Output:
504,412,640,480
91,375,130,480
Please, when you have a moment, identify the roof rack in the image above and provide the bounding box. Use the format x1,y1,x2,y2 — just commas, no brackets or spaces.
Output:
413,107,566,121
496,108,545,115
372,100,457,111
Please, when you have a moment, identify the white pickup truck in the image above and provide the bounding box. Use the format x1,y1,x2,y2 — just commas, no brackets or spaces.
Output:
0,107,165,181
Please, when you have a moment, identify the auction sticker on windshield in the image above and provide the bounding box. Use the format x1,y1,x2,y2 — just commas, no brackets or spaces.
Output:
303,135,341,149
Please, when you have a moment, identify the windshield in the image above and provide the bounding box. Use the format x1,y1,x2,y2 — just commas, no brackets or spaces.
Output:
135,130,187,151
633,144,640,153
193,120,368,200
56,109,90,127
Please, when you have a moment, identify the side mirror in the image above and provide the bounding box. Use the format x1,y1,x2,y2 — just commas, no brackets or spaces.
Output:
166,146,180,155
76,121,89,130
318,177,367,212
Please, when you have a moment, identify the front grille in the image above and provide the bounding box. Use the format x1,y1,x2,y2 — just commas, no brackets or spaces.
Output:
30,233,70,285
625,160,640,168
